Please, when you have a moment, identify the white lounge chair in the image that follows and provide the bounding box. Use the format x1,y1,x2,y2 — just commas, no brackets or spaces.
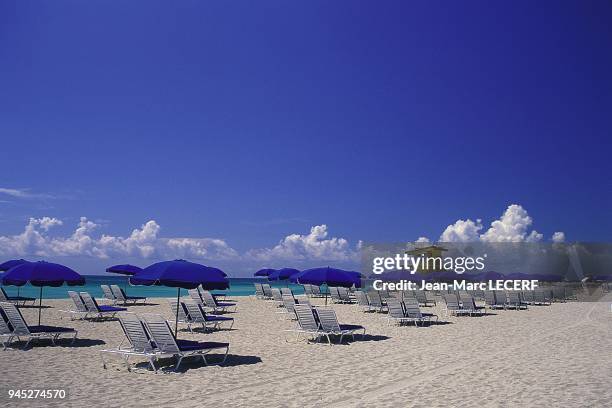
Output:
100,312,159,372
101,285,117,304
200,290,236,313
141,314,230,371
0,287,36,306
315,307,365,344
110,285,146,305
0,302,77,349
80,292,126,320
183,302,234,331
64,291,90,320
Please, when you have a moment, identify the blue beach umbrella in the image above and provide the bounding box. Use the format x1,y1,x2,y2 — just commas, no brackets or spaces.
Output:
0,259,31,298
254,268,275,277
130,259,229,336
1,261,85,325
0,259,30,271
267,268,301,281
296,267,361,288
105,264,142,276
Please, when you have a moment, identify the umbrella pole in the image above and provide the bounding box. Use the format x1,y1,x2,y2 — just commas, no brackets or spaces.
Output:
38,286,43,326
175,288,180,337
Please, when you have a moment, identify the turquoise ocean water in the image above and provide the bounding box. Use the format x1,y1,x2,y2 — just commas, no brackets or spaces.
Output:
0,276,306,300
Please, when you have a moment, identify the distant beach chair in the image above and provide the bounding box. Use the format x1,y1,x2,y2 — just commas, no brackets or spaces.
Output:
110,285,146,305
0,287,36,306
403,298,439,325
521,290,535,305
141,313,229,371
100,312,159,372
1,311,15,349
183,302,234,331
443,293,469,317
337,287,354,303
271,288,283,306
355,290,375,312
280,287,294,297
551,286,567,302
459,294,486,316
261,284,273,299
386,298,412,326
329,287,342,303
200,290,236,313
65,291,90,320
189,288,204,306
254,283,266,299
277,294,298,320
311,285,325,298
484,291,505,310
0,302,77,349
505,291,527,310
303,284,314,297
533,289,552,305
80,292,127,320
315,307,365,344
168,300,193,331
494,291,508,308
414,290,435,306
101,285,117,304
367,291,388,313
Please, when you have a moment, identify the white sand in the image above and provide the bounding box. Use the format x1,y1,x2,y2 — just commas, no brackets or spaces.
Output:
1,296,611,407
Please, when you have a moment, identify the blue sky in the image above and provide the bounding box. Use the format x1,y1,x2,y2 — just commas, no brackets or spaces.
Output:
1,1,611,275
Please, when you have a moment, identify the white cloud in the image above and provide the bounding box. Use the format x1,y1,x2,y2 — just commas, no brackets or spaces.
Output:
246,224,358,262
439,204,562,243
0,217,238,260
552,231,566,243
0,187,55,200
440,219,483,242
415,236,431,243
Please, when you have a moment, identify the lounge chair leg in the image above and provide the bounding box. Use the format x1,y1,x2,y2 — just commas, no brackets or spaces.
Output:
175,356,184,371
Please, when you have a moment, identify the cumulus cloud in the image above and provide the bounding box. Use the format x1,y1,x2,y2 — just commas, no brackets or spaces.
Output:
415,237,431,243
439,204,562,243
552,231,566,243
0,217,238,260
246,224,358,262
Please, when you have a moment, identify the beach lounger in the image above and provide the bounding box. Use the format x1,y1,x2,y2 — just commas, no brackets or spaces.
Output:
494,291,508,308
355,290,375,312
386,298,413,326
280,288,294,297
141,314,229,371
100,312,160,372
484,291,506,310
337,287,354,303
277,294,298,319
315,307,365,344
80,292,127,320
311,285,325,298
414,290,435,306
533,289,552,305
110,285,146,305
1,310,15,349
443,293,469,316
168,300,194,331
0,302,77,349
459,294,486,316
254,283,266,299
505,291,527,310
64,291,91,320
289,303,323,342
329,287,342,303
521,290,535,305
101,285,117,304
367,291,388,313
183,302,234,331
403,298,439,325
271,288,284,306
303,284,314,297
0,287,36,306
551,286,567,302
200,290,236,313
262,284,273,299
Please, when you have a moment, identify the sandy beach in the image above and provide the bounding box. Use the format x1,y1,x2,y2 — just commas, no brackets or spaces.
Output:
1,295,611,408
